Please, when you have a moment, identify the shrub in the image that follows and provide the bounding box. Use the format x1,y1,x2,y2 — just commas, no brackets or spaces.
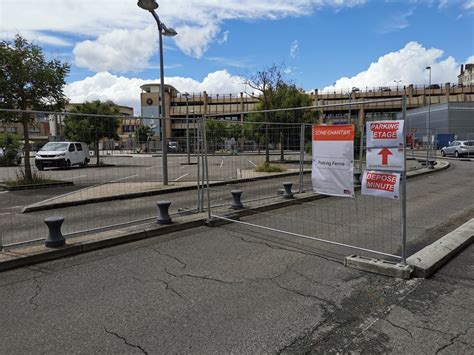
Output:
255,162,287,173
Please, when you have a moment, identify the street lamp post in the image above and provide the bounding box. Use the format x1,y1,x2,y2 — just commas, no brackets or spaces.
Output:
137,0,177,185
183,92,191,164
393,79,402,90
426,66,432,168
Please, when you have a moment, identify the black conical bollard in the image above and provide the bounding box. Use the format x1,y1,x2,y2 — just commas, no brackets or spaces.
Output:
282,182,294,199
156,200,172,225
44,216,65,247
231,190,243,209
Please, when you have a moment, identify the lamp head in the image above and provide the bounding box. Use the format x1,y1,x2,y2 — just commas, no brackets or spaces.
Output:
137,0,158,11
426,66,431,70
162,26,178,37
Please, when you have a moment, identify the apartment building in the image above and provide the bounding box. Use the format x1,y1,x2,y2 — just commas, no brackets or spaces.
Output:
458,64,474,85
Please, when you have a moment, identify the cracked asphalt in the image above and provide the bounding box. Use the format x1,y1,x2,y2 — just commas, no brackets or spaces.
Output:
0,217,473,354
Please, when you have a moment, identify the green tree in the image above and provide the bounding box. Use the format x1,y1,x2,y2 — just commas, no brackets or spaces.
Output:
0,132,21,166
0,35,70,180
245,64,314,161
205,119,227,154
135,125,153,145
64,101,120,165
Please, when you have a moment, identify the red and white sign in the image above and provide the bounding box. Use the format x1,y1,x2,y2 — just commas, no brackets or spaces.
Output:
312,125,355,198
361,170,401,199
366,120,404,148
366,147,405,171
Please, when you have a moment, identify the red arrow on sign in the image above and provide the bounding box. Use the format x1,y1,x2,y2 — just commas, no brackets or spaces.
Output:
378,148,393,165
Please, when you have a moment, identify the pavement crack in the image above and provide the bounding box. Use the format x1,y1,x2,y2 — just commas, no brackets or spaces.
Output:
435,328,471,355
270,278,337,308
28,279,42,310
382,318,413,339
164,268,243,285
130,274,184,299
225,229,342,265
148,247,187,269
104,327,147,354
277,317,331,354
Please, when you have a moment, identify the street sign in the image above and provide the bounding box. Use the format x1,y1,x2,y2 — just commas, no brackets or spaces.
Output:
366,147,405,171
361,170,401,199
366,120,404,148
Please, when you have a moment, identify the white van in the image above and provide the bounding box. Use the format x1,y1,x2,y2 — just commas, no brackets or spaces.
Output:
35,142,90,170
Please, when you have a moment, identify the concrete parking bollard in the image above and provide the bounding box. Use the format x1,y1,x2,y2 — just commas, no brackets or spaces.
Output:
282,182,294,199
231,190,243,209
156,200,172,225
44,216,65,248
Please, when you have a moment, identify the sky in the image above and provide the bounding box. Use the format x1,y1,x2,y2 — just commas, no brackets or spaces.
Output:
1,0,473,114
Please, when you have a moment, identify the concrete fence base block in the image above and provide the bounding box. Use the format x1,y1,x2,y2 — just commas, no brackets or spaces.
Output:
344,255,413,279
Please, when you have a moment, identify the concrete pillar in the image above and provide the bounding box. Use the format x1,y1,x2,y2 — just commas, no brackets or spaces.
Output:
358,105,365,127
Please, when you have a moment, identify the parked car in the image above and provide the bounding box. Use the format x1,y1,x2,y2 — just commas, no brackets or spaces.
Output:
0,147,22,165
440,140,474,158
35,142,90,170
427,84,441,89
379,87,391,92
167,141,180,153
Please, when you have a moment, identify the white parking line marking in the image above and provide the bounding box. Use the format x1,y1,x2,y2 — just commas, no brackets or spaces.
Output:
109,174,138,183
145,165,160,170
0,191,8,194
174,173,190,181
219,159,224,168
63,175,87,180
248,160,257,167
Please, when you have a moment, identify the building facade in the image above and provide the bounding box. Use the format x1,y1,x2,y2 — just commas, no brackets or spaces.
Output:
458,64,474,85
140,82,474,141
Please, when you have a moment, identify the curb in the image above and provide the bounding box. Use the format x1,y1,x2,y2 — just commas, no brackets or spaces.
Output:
0,215,206,272
407,218,474,278
22,170,312,213
0,181,74,191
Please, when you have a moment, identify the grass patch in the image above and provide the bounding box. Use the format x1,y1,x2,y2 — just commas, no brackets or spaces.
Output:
3,170,63,187
255,162,287,173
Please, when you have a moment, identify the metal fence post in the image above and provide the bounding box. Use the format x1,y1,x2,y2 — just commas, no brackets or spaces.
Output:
401,95,408,264
196,118,202,212
202,116,212,221
299,123,305,193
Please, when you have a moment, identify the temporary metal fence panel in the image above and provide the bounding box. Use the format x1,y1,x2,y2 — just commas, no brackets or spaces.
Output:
0,110,202,248
207,98,412,261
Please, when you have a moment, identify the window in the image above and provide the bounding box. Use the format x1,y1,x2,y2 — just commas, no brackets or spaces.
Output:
75,143,83,151
68,144,75,152
29,127,41,133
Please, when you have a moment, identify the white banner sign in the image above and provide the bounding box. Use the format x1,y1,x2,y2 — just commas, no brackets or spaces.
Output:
361,170,401,199
366,120,404,148
366,147,405,171
312,125,355,198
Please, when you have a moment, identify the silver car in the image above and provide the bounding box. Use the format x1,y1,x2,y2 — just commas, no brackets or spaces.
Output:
441,140,474,158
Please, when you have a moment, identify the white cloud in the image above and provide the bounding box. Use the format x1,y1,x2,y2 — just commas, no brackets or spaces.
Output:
64,70,247,115
289,40,299,59
464,0,474,9
465,55,474,64
73,26,158,72
324,42,462,91
0,0,368,72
